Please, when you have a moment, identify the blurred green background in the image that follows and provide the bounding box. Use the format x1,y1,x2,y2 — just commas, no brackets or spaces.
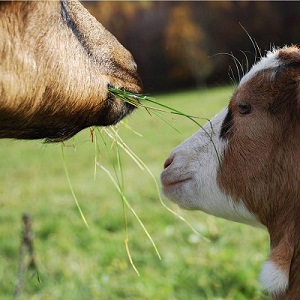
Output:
0,87,269,299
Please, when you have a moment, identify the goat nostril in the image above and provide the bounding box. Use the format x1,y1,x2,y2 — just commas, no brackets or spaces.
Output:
164,156,174,169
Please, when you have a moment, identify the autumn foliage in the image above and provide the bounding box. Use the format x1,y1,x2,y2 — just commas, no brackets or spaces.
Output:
83,1,300,92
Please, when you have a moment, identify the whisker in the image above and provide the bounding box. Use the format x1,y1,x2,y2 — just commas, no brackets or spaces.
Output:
231,51,242,82
239,22,262,63
240,50,249,73
228,66,237,86
212,52,244,84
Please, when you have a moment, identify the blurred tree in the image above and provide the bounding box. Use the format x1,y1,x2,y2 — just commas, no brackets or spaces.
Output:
84,1,170,91
82,1,300,92
164,4,212,87
83,1,140,44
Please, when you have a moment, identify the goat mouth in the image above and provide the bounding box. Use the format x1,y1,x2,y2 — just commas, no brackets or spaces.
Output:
161,178,192,201
161,177,192,190
161,167,193,187
95,92,136,127
107,89,137,110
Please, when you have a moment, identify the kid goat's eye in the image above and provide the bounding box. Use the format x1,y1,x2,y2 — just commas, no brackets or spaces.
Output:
237,101,252,115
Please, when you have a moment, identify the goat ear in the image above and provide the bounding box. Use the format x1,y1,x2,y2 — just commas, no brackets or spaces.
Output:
277,47,300,113
278,46,300,63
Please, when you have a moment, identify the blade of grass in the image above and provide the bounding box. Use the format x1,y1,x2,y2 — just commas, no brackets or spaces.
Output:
95,129,141,274
97,163,161,261
148,110,182,134
120,121,143,138
106,126,209,242
91,128,98,181
102,128,144,171
95,128,161,271
61,143,89,228
108,86,221,168
117,128,138,275
115,131,141,276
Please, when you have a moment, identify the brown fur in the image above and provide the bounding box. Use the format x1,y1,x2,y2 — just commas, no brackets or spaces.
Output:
0,1,142,141
218,47,300,298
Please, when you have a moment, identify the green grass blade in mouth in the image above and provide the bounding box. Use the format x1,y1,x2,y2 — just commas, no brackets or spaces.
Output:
109,86,203,124
108,86,221,168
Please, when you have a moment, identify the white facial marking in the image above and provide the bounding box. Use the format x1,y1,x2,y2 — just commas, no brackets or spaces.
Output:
260,260,289,295
239,48,281,86
161,108,260,226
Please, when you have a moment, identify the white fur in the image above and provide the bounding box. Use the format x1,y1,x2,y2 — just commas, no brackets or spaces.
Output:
260,260,289,295
161,108,259,226
239,48,281,86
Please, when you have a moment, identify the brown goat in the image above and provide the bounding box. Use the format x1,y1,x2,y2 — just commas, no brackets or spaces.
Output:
0,1,142,142
161,46,300,299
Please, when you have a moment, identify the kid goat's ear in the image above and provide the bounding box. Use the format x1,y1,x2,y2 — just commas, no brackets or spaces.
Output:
278,46,300,63
276,46,300,114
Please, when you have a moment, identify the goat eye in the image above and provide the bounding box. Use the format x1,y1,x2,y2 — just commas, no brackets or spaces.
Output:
237,101,252,115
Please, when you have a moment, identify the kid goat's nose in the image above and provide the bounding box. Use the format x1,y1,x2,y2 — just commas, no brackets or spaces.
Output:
163,154,175,169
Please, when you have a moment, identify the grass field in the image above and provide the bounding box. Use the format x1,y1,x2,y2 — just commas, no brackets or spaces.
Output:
0,86,269,299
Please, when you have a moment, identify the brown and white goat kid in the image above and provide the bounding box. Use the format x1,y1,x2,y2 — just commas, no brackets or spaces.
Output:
0,1,142,142
161,46,300,299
